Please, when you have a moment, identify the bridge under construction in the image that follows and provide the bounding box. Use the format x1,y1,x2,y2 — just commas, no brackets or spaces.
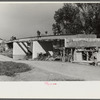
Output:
6,34,100,65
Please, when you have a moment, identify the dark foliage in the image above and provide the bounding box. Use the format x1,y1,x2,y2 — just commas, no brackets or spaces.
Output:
37,30,41,37
52,3,100,37
0,61,31,77
10,36,16,41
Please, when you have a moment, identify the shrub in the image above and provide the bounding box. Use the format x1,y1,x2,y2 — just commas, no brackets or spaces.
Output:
36,53,50,61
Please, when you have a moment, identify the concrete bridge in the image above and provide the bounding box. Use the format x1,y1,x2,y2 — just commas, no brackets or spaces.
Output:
6,34,100,64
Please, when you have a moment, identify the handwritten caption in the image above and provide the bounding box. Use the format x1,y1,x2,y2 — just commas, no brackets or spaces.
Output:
45,82,57,85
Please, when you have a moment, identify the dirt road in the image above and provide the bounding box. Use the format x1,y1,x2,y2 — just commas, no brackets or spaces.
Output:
0,55,100,81
17,60,100,81
0,54,13,61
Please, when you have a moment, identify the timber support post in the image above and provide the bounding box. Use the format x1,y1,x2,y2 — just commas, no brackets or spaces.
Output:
62,47,66,62
70,48,73,62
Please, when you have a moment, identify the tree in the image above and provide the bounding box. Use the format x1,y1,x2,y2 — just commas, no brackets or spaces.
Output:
37,30,41,37
45,31,48,35
52,23,61,35
53,3,83,35
10,36,16,41
52,3,100,37
76,3,100,36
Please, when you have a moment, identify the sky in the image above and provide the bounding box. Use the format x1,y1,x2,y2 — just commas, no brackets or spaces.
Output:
0,3,63,40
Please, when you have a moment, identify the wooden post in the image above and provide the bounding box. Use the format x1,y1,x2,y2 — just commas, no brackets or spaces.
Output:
91,50,93,61
62,47,66,62
70,48,73,62
87,52,88,61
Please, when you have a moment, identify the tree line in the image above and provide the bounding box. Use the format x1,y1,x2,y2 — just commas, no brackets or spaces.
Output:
52,3,100,37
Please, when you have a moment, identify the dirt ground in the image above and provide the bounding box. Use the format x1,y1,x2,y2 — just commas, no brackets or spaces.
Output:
1,67,81,81
0,55,100,81
17,60,100,81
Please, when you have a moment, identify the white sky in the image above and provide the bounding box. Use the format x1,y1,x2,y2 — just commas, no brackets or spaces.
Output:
0,3,63,40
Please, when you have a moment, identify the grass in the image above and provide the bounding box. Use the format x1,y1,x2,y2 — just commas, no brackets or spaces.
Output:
0,61,31,77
